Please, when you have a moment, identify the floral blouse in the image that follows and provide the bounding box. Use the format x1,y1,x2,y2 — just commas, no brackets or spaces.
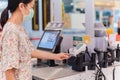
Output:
0,22,35,80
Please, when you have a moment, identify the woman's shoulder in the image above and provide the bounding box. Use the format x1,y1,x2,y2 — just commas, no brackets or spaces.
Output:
3,22,20,33
4,22,18,29
2,22,21,37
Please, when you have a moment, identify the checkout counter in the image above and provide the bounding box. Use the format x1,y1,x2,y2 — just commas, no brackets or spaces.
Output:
31,40,120,80
31,23,120,80
32,60,120,80
32,65,95,80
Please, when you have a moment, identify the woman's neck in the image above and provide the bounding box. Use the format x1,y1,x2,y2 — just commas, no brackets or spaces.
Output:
7,10,23,26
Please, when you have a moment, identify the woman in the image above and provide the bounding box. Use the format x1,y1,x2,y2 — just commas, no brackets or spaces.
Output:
0,0,69,80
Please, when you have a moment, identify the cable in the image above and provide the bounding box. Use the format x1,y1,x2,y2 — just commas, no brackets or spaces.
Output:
112,45,118,80
113,44,120,80
85,47,106,80
113,66,115,80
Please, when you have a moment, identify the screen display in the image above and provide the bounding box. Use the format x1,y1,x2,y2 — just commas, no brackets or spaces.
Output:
38,30,60,50
76,44,83,50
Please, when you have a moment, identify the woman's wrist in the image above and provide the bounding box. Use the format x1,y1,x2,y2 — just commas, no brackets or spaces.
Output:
51,54,57,60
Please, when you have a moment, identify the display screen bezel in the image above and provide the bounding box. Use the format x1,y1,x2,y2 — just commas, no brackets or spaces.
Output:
37,30,61,52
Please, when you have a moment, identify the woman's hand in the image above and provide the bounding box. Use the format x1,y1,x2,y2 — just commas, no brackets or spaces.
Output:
5,69,16,80
53,53,70,60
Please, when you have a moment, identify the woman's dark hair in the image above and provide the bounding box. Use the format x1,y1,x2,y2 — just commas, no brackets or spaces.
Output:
0,0,32,28
118,28,120,35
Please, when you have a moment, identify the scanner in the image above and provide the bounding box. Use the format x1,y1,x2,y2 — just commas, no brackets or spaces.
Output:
94,47,116,68
68,43,87,56
68,46,96,72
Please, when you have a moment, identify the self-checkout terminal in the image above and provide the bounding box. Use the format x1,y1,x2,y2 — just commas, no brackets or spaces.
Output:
36,30,62,67
33,22,64,67
68,44,96,72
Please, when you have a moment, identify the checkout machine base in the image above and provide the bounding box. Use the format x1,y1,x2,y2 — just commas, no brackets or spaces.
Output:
33,59,59,68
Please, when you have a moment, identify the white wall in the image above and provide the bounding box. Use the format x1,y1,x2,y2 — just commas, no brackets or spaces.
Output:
71,13,85,30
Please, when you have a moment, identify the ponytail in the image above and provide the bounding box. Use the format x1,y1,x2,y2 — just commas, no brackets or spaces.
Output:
0,7,9,28
118,27,120,34
0,19,1,26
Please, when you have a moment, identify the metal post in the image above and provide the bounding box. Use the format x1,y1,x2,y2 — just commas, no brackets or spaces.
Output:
85,0,95,52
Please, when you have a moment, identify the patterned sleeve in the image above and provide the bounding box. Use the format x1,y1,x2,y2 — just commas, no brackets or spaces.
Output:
28,39,35,54
2,31,19,71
